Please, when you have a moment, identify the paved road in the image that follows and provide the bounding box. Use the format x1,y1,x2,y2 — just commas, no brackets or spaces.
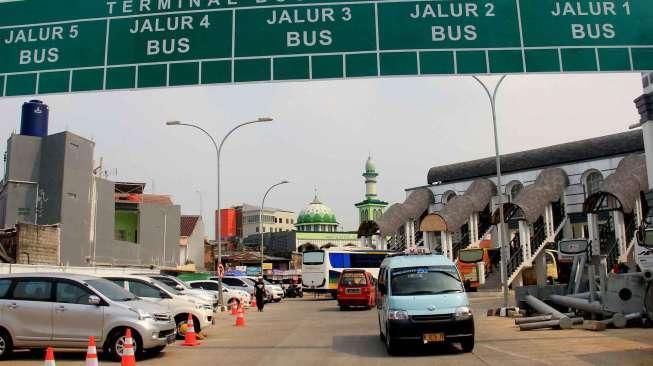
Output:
5,293,653,365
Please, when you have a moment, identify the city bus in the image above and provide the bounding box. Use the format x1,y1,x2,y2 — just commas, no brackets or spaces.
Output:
302,249,392,297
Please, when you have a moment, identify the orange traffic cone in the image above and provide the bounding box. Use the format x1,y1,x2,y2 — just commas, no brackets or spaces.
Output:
182,313,201,346
250,296,257,309
121,329,137,366
44,347,56,366
230,300,238,315
235,305,246,327
86,336,99,366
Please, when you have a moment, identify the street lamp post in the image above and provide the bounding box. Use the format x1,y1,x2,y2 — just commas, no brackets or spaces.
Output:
259,181,290,274
472,75,509,309
166,117,273,309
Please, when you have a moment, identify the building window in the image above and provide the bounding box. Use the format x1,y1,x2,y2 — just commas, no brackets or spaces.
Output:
506,181,523,202
442,190,456,204
255,227,259,233
584,170,603,196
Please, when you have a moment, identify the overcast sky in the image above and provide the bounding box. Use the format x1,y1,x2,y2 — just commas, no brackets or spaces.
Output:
0,73,643,237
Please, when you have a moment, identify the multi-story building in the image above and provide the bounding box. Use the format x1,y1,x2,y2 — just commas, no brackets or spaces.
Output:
0,101,181,267
217,204,295,242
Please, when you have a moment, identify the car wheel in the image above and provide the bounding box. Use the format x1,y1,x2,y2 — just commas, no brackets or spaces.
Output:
384,324,397,355
0,329,13,360
105,329,143,362
175,314,201,340
460,335,475,353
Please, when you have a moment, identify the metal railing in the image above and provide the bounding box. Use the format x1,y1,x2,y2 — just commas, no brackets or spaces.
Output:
531,218,547,258
605,237,620,271
507,234,524,278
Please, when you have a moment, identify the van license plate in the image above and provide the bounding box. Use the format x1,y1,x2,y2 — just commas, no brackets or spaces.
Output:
166,334,176,344
423,333,445,343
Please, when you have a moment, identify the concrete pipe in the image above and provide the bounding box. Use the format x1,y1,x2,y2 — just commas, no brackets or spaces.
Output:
515,315,553,325
606,312,643,328
558,317,584,330
549,295,612,316
519,320,561,331
525,295,568,319
518,317,582,331
567,292,601,300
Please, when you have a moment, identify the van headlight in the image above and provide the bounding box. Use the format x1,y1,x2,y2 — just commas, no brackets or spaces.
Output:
129,307,152,321
454,306,472,321
387,309,409,321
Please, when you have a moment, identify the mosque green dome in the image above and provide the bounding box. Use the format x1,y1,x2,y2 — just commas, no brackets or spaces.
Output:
296,194,338,225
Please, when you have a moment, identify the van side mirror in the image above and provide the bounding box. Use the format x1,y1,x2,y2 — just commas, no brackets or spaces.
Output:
378,283,387,294
88,295,101,306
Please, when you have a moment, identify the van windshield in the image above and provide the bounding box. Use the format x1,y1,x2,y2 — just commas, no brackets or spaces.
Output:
86,279,136,301
390,266,463,296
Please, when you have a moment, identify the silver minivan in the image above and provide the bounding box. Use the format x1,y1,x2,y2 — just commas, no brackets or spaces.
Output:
0,273,176,361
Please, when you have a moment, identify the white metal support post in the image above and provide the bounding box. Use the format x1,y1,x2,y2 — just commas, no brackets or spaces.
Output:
260,181,290,274
472,75,509,308
166,118,272,309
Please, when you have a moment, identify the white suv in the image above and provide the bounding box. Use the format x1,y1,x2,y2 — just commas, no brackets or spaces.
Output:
187,280,251,307
247,277,284,303
104,275,213,338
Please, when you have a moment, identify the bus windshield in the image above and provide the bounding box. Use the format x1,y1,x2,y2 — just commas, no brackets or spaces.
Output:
329,252,386,268
458,249,484,263
390,266,462,296
303,251,325,265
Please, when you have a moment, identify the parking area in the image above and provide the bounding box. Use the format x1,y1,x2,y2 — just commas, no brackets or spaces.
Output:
5,292,653,365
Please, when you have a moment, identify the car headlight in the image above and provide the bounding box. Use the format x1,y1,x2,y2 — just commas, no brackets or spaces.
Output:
455,306,473,321
387,309,409,320
129,307,152,321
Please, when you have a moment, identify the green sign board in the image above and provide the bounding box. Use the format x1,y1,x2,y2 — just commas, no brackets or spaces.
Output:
0,0,652,96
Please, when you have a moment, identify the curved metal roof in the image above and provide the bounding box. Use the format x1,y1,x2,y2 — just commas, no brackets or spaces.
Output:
434,179,497,232
585,154,647,214
427,130,643,185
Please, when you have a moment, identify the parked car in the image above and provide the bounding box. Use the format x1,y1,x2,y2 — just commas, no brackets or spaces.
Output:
377,254,474,354
246,277,284,302
144,274,219,310
104,275,212,339
336,269,376,310
186,280,251,307
0,273,176,361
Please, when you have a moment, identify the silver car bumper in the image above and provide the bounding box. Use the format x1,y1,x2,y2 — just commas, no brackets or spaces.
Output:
137,320,177,349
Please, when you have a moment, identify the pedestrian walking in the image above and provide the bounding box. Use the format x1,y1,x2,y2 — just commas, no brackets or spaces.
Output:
255,277,266,312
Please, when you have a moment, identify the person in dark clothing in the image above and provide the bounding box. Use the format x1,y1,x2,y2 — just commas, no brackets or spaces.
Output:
254,278,266,312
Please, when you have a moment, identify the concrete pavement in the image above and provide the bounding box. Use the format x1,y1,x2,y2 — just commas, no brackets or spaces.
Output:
5,293,653,365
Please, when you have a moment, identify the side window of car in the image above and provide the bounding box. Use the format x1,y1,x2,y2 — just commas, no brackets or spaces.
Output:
205,283,219,291
128,281,163,298
158,278,176,287
56,282,93,305
0,279,12,298
222,278,235,286
189,283,202,289
11,280,52,301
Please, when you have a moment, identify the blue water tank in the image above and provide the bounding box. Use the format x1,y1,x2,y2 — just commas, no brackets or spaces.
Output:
20,100,49,137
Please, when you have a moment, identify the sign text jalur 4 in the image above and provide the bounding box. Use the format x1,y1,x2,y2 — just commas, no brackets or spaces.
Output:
0,0,651,96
